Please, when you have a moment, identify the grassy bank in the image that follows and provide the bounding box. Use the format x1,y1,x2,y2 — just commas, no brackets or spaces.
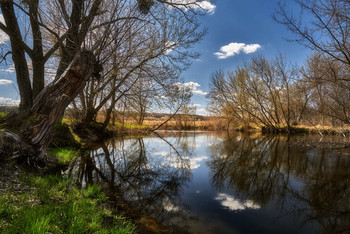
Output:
0,168,136,233
0,116,137,234
108,122,151,137
0,112,7,130
229,123,350,136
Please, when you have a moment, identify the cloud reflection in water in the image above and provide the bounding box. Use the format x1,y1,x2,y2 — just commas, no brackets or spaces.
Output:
215,193,260,211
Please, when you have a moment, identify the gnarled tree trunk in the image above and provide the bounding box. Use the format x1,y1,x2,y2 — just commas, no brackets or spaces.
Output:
0,49,99,167
28,50,98,150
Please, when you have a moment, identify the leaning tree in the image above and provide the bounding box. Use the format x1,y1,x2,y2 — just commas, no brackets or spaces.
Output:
0,0,213,166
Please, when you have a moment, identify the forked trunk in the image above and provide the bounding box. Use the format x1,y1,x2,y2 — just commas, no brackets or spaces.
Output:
0,50,98,167
28,50,97,151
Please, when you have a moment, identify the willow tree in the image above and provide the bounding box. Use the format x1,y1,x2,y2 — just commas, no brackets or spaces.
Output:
207,55,308,131
275,0,350,126
66,0,206,132
0,0,213,164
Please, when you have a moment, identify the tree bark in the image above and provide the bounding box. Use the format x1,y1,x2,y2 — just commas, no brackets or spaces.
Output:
28,49,97,150
29,0,45,98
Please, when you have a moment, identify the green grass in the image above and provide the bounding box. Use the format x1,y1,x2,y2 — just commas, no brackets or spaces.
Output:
47,147,79,165
0,112,7,130
114,122,150,130
0,112,7,119
0,174,136,234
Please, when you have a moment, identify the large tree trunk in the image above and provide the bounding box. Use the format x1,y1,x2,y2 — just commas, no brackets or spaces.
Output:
0,50,98,168
28,50,97,150
29,0,45,99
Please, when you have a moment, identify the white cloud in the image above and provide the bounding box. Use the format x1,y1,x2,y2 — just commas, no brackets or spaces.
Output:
0,65,15,73
165,41,177,54
154,151,168,156
0,79,13,85
214,42,261,59
215,193,260,211
0,32,8,45
163,197,179,212
192,89,207,95
174,81,208,96
155,95,168,100
0,15,5,24
0,14,9,44
168,155,208,170
189,103,201,108
197,108,209,116
166,0,216,14
187,105,210,115
190,156,208,169
0,97,20,106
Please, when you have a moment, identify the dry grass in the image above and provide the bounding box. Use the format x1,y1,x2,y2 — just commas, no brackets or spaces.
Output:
67,111,350,136
292,124,350,136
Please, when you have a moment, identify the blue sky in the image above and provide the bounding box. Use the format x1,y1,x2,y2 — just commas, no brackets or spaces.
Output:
182,0,310,115
0,0,310,115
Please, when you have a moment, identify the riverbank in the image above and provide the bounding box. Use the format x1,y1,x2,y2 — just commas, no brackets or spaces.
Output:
0,162,136,233
226,124,350,136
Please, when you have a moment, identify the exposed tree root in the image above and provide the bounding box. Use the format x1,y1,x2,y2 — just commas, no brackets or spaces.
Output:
0,130,58,171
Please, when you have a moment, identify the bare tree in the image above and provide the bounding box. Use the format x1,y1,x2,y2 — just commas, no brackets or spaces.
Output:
66,0,204,132
274,0,350,67
0,0,211,163
175,104,196,129
301,53,350,125
274,0,350,126
207,55,308,131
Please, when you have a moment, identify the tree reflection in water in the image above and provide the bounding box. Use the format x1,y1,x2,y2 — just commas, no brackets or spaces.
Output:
66,132,350,233
207,134,350,233
68,134,195,233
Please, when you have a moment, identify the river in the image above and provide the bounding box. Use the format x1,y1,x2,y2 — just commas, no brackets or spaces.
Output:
67,131,350,233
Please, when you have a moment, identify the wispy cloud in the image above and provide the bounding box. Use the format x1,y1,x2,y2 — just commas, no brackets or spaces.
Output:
189,103,201,108
197,108,209,116
0,66,15,73
0,14,9,44
0,79,13,85
154,151,168,156
0,97,19,106
174,81,208,96
214,42,261,59
168,155,208,170
215,193,260,211
189,156,209,169
166,0,216,14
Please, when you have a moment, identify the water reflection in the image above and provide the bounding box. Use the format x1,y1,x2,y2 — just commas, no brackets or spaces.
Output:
207,134,350,233
215,193,260,211
67,132,350,233
68,133,199,233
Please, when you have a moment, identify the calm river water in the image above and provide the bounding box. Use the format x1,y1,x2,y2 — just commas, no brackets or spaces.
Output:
69,131,350,233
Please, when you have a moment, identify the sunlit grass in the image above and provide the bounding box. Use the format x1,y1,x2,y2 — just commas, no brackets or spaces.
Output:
0,175,136,233
61,117,73,125
47,147,78,165
0,112,7,119
114,122,150,130
0,112,7,130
